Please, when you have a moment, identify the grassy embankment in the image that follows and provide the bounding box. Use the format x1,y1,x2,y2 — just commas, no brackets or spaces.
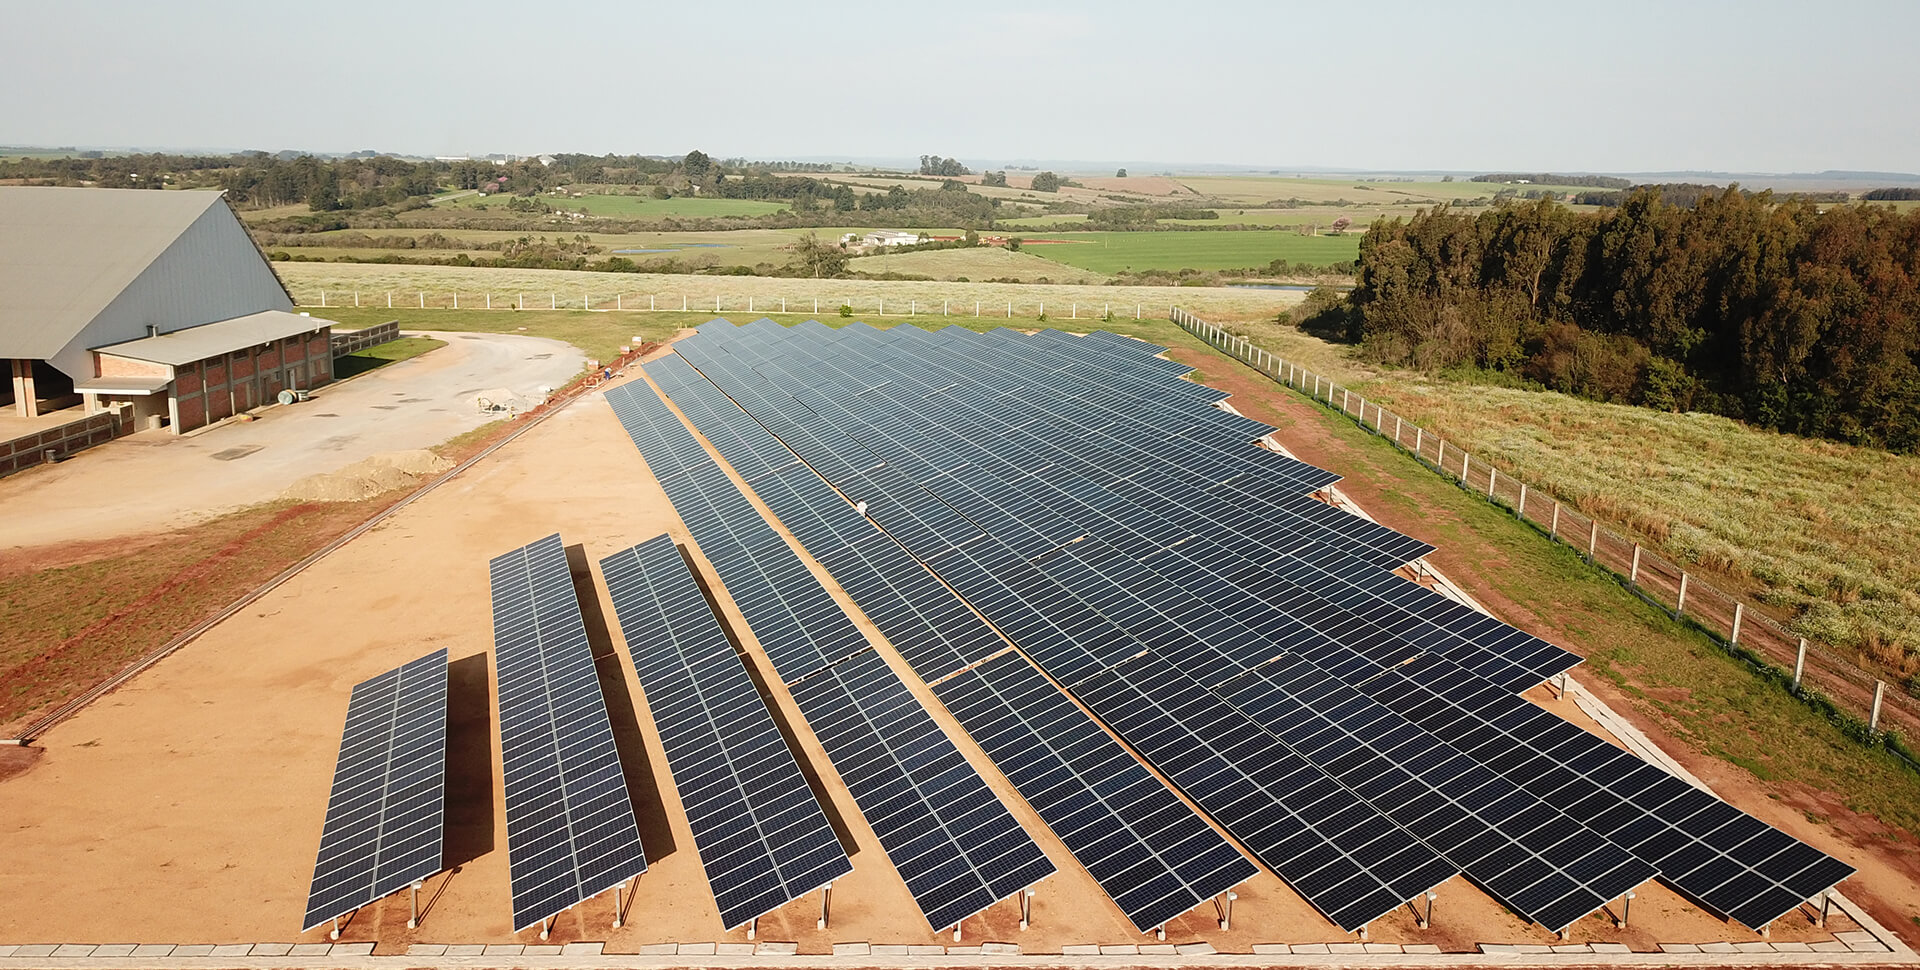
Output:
329,335,445,380
1198,359,1920,841
1218,314,1920,680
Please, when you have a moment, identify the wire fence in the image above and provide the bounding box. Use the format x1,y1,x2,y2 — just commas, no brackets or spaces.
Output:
308,288,1157,322
1170,306,1920,772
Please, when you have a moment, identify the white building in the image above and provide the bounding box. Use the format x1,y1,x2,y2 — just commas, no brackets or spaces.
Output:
862,230,924,248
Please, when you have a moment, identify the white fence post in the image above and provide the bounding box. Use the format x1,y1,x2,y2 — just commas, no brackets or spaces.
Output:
1792,639,1808,689
1488,466,1498,499
1461,452,1470,485
1629,545,1641,584
1436,439,1446,472
1517,482,1528,518
1414,427,1424,458
1870,681,1886,732
1588,520,1599,561
1676,572,1690,616
1730,603,1744,645
1549,501,1560,539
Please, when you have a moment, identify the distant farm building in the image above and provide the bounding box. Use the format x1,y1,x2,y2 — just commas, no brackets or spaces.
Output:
860,230,924,248
0,186,334,442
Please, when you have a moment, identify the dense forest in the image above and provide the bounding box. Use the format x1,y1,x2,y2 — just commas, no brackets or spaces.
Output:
1348,190,1920,451
1473,173,1632,188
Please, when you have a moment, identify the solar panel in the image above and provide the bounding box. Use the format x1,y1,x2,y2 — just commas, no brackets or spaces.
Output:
601,535,852,930
787,650,1056,931
303,648,449,932
490,534,649,932
935,652,1256,932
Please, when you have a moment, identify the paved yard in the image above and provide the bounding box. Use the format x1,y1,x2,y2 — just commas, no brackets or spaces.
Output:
0,331,582,549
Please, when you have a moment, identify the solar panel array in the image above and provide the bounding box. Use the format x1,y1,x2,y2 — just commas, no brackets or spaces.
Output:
633,317,1853,933
619,352,1259,931
490,534,649,932
601,534,852,930
303,649,450,932
603,382,1057,932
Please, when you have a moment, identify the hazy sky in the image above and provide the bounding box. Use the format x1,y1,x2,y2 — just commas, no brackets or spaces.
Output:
5,0,1916,173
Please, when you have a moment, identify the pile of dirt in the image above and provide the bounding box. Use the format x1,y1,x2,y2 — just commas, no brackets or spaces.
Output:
280,450,454,502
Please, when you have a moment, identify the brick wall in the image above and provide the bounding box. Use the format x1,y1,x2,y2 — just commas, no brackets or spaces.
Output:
0,405,132,477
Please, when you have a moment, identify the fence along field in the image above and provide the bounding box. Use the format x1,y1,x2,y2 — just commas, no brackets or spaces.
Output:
1172,307,1920,772
272,261,1306,323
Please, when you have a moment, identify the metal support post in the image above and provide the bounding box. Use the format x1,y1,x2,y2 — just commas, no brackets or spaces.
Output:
1414,426,1423,458
1793,639,1808,690
1357,923,1369,941
1731,602,1744,645
613,880,625,929
1461,452,1470,485
1019,889,1033,930
818,883,832,930
748,917,757,941
1517,482,1528,518
1394,415,1403,444
1871,681,1886,732
540,917,552,941
953,923,962,943
1675,572,1690,617
1419,891,1435,929
1617,891,1633,928
1817,893,1830,927
1588,520,1599,561
1155,925,1166,942
1760,922,1772,939
1488,466,1498,499
1549,502,1560,540
1436,439,1445,472
408,880,423,928
1216,891,1236,930
330,917,341,940
1629,545,1641,584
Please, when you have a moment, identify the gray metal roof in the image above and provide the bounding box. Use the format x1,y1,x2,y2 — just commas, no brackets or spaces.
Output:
0,187,231,359
95,309,332,366
74,375,171,394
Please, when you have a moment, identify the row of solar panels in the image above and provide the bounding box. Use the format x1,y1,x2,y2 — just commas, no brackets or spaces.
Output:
636,317,1851,934
607,377,1254,933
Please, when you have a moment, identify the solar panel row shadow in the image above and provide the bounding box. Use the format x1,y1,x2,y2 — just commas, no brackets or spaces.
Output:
303,648,449,932
490,534,648,932
601,534,852,930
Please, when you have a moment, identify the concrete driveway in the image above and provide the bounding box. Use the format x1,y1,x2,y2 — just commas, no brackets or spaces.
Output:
0,330,584,549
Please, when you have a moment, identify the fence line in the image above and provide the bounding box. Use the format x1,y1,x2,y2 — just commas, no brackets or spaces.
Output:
1169,306,1919,770
305,289,1154,322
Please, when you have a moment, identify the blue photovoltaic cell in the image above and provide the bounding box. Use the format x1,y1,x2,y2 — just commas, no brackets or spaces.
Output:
601,535,852,929
303,649,449,931
491,534,648,932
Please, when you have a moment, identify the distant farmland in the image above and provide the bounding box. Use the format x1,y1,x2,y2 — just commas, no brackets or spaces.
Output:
445,192,787,219
1016,230,1360,274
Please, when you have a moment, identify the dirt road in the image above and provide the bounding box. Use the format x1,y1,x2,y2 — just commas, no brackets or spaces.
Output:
0,331,582,549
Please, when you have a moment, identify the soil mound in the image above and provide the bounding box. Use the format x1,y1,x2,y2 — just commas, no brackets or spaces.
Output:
281,450,454,502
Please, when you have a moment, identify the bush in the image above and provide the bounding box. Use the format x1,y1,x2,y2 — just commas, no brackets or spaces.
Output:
838,304,853,318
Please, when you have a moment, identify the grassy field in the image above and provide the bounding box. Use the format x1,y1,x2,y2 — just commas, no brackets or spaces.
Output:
277,261,1305,324
330,335,446,380
1217,314,1920,678
444,191,787,219
847,247,1109,284
1173,175,1609,205
1015,230,1361,273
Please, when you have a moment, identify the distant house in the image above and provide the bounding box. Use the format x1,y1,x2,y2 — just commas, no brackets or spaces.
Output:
862,230,923,248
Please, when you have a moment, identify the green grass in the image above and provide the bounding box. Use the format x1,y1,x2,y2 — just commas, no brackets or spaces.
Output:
1218,360,1920,839
1016,230,1360,273
329,336,446,380
444,192,786,219
846,247,1109,284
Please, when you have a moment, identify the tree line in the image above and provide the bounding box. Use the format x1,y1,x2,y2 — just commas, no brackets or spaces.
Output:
1472,173,1631,188
1346,189,1920,451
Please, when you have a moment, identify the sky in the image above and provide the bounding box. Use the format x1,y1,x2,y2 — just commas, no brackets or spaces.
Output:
4,0,1917,174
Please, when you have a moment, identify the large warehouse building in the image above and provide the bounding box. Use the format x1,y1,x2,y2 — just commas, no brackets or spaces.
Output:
0,186,334,435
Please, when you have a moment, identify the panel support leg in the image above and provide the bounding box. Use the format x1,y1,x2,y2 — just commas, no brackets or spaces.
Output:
408,880,423,929
540,917,552,941
1556,928,1568,941
818,883,832,930
1216,891,1236,930
1020,889,1033,930
1617,891,1634,929
330,917,341,941
613,881,624,929
1817,893,1830,928
1759,922,1771,939
1419,891,1435,929
1357,923,1369,941
1156,924,1166,942
953,923,962,943
748,917,757,941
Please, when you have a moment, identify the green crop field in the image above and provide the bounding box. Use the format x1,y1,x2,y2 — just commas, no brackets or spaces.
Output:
1016,230,1360,273
444,192,787,219
847,247,1108,284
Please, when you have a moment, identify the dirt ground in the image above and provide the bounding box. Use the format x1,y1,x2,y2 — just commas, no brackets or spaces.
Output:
0,330,581,550
0,343,1891,952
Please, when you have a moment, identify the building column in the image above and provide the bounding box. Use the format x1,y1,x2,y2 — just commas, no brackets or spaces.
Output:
11,359,38,418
